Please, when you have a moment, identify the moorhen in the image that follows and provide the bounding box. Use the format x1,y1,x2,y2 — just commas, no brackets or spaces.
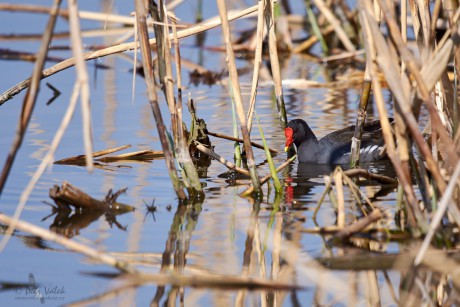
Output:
284,119,390,164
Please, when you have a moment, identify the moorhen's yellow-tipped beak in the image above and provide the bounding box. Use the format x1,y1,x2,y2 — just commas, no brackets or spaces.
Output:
284,146,290,152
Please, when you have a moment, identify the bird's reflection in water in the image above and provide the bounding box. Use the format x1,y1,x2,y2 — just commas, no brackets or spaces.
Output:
285,160,397,208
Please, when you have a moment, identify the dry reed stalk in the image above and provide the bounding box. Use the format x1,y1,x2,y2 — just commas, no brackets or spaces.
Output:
378,0,458,182
365,271,381,306
0,5,259,105
368,0,458,197
131,16,138,104
394,0,413,200
216,0,261,191
358,5,420,229
0,213,137,273
349,0,378,169
0,0,61,196
151,1,202,196
149,2,174,114
349,0,373,167
134,0,186,200
246,0,265,133
171,14,182,102
310,0,356,52
334,171,345,228
407,0,428,52
349,70,371,167
264,0,287,128
68,0,93,171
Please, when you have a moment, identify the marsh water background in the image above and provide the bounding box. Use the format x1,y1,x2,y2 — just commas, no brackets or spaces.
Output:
0,1,406,305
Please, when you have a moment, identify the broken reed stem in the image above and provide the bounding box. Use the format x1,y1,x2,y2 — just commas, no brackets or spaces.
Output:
0,213,137,273
216,0,261,191
0,0,61,196
151,1,202,196
171,12,203,196
0,4,259,106
68,0,93,172
149,1,175,114
264,0,287,128
246,0,265,133
134,0,186,200
350,74,371,168
334,171,345,228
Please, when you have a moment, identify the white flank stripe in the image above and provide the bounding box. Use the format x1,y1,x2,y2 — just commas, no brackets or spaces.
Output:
370,145,379,153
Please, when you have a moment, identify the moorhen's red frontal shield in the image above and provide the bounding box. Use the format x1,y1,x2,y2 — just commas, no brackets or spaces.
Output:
284,127,294,152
